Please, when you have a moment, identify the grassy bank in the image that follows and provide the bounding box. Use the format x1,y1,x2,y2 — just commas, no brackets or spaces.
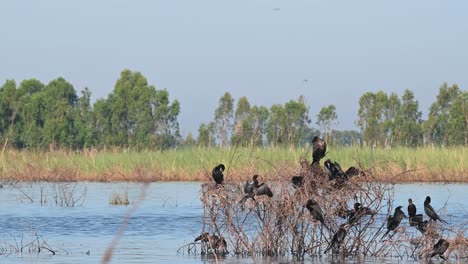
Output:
0,146,466,182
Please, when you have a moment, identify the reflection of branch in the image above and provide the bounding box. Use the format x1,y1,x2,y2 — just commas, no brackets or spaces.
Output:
101,183,150,264
12,184,34,203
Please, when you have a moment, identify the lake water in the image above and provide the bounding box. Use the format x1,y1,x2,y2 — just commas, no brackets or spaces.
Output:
0,182,466,263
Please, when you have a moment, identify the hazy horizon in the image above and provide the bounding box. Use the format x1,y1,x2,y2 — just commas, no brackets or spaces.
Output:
1,1,467,137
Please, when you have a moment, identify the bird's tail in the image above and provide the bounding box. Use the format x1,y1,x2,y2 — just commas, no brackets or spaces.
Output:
381,229,391,241
439,217,448,224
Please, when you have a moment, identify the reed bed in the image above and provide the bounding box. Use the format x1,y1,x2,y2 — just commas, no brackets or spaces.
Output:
184,162,468,261
0,146,466,182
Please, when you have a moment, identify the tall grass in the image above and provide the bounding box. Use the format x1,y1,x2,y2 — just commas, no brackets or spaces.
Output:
0,146,466,182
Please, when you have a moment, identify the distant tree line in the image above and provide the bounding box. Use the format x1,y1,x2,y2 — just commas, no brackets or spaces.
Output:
356,84,466,147
0,69,180,150
0,70,466,150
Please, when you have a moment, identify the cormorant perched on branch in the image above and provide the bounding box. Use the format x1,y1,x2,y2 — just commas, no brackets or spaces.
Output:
382,206,406,239
430,239,449,260
324,159,347,181
256,183,273,198
243,175,259,196
212,164,225,185
241,175,272,202
408,198,416,218
347,203,376,225
291,175,304,188
324,224,349,254
416,220,429,234
345,166,365,178
407,198,423,226
312,136,326,165
424,196,448,224
306,199,329,230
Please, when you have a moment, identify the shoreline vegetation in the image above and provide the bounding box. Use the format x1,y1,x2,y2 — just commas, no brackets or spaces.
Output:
0,146,465,183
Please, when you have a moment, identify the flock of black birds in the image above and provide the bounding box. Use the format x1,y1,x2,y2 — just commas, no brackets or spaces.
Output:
195,136,452,260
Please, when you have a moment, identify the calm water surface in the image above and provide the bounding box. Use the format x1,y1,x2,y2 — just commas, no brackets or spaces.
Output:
0,182,466,263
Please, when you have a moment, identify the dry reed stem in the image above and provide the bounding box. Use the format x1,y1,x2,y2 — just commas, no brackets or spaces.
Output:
101,182,150,264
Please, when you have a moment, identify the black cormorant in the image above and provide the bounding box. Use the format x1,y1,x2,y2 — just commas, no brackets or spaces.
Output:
306,199,329,230
241,175,272,202
382,206,406,239
291,175,304,188
312,136,326,165
345,166,365,178
347,203,376,226
212,164,225,185
430,239,449,260
324,224,349,254
424,196,448,224
256,183,273,198
408,198,424,226
408,198,416,218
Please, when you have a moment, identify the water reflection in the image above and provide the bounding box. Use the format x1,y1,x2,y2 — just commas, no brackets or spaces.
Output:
0,182,466,263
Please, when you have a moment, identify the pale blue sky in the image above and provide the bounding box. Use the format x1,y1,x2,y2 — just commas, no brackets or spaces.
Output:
1,1,467,136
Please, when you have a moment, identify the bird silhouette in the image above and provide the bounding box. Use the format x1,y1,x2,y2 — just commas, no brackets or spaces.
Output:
424,196,448,224
345,166,360,178
408,198,416,218
324,224,349,254
430,239,449,260
291,175,304,188
194,233,228,254
212,164,225,185
306,199,329,230
324,159,348,184
407,198,424,226
347,203,375,226
382,206,406,239
241,175,272,202
312,136,326,165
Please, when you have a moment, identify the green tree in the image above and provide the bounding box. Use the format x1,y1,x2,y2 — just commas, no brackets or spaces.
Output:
153,89,181,149
0,80,21,147
316,104,338,143
398,89,422,146
357,91,390,147
266,104,287,146
423,83,461,145
249,105,269,146
182,132,197,147
106,69,180,149
197,122,216,147
447,91,467,145
284,96,310,146
15,79,45,148
21,86,46,148
214,92,234,146
232,96,252,146
385,93,401,146
74,87,95,148
42,77,78,149
93,98,113,148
